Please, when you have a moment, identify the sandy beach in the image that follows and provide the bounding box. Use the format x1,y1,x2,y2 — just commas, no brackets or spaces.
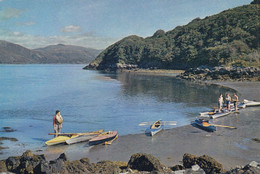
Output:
39,80,260,171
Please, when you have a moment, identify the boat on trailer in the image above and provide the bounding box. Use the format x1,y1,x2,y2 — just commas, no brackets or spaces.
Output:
194,118,216,132
145,120,164,136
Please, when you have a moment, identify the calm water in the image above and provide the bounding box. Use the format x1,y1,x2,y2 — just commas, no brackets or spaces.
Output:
0,64,235,158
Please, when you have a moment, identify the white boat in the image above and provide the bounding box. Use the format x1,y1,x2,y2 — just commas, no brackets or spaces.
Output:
242,99,260,107
210,111,232,119
65,134,99,145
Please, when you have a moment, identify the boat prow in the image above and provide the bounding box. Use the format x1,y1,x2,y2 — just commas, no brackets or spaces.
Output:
45,135,78,146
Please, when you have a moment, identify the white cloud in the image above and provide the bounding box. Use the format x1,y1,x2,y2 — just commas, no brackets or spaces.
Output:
61,25,81,33
0,8,24,21
0,29,119,50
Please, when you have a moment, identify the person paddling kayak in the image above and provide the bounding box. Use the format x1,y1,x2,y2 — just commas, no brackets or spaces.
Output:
53,110,63,137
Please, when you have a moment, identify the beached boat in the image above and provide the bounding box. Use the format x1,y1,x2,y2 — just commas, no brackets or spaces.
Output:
145,120,164,136
45,135,78,146
210,111,232,119
65,134,100,145
89,131,118,145
194,118,216,132
46,129,104,146
238,99,260,108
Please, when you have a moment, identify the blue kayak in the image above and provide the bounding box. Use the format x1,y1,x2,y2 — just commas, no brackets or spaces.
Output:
194,118,216,132
145,120,164,136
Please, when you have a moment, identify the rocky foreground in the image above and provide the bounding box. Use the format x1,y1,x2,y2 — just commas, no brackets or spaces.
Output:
177,66,260,81
0,151,259,174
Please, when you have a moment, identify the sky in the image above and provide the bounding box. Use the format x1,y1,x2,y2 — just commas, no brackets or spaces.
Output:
0,0,252,50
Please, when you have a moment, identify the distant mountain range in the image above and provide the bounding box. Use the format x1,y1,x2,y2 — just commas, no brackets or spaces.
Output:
0,40,102,64
86,1,260,70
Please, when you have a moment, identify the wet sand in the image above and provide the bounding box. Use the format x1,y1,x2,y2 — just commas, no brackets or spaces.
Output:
40,81,260,170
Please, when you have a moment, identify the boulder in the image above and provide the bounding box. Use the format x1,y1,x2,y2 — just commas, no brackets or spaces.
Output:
92,161,121,174
128,153,165,172
18,150,46,174
225,161,260,174
197,155,224,174
183,153,224,174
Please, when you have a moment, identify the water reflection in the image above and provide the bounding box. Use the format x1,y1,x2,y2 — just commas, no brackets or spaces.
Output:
106,72,236,107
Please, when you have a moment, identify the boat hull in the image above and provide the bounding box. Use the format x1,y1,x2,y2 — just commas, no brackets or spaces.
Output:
210,111,231,119
65,134,98,145
145,120,164,136
45,135,75,146
194,119,216,132
89,131,118,145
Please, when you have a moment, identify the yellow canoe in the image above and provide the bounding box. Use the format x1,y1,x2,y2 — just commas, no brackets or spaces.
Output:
45,135,79,146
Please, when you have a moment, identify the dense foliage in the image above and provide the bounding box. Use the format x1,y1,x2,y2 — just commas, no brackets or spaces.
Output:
89,3,260,70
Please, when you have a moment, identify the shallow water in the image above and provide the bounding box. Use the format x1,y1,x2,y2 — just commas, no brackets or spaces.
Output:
0,64,236,159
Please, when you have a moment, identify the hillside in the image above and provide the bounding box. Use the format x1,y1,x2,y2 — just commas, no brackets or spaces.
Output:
86,2,260,70
0,40,101,64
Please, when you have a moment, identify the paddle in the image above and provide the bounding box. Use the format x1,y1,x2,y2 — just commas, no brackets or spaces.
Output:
210,124,237,129
105,134,118,145
138,121,177,126
48,129,104,136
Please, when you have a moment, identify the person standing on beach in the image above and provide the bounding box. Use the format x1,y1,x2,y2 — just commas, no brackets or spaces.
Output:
53,110,63,137
218,94,224,112
226,93,231,111
232,94,239,112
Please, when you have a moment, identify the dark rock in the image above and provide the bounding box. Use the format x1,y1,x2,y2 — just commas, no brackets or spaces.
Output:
6,156,21,173
197,155,224,174
183,153,197,168
171,164,184,171
18,150,46,174
91,160,121,174
128,153,165,172
58,153,68,162
252,138,260,143
0,137,18,142
183,153,224,174
0,127,17,132
61,160,91,174
225,161,260,174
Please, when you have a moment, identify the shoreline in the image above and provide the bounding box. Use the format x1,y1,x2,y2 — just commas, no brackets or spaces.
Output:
38,71,260,170
1,70,260,171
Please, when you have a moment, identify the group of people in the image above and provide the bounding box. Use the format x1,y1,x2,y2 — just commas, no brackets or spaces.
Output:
218,93,239,112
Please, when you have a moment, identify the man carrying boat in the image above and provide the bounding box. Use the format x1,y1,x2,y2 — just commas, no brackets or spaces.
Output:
53,110,63,137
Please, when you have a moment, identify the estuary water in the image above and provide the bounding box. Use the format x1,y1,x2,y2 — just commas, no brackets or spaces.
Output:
0,64,236,159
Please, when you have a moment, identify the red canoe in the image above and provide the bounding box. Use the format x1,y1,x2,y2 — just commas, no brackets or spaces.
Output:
89,131,118,145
